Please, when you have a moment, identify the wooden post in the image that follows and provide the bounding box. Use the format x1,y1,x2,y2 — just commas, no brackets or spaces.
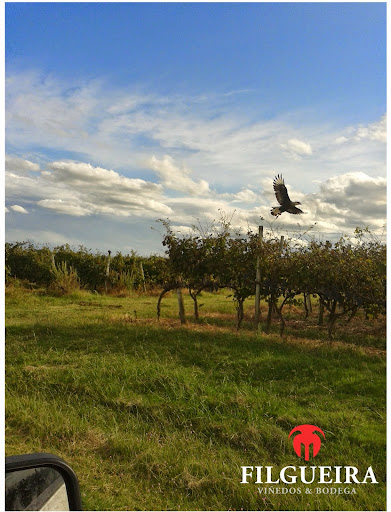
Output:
176,288,187,324
306,293,312,313
255,225,263,327
139,261,146,293
273,236,285,320
105,250,111,294
318,298,324,326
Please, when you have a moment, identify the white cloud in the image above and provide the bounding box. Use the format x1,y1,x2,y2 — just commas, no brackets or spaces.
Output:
218,188,259,204
6,171,77,203
149,155,210,196
7,160,172,219
5,153,386,240
10,205,29,214
46,160,163,197
232,189,258,203
170,225,198,236
5,159,386,251
4,71,386,251
5,71,386,195
281,138,313,159
335,115,387,144
244,171,386,238
5,155,40,175
315,172,386,225
354,115,386,143
335,136,348,144
5,207,9,213
36,199,93,217
164,196,232,225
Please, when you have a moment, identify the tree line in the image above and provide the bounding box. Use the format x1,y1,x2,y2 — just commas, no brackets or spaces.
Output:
5,242,168,293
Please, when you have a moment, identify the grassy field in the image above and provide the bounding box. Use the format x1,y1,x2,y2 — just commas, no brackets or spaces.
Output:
5,287,386,511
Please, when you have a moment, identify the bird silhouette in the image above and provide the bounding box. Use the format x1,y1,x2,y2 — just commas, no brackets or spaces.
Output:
271,174,303,217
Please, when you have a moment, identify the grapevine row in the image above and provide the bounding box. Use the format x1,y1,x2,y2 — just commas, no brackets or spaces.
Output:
159,223,386,339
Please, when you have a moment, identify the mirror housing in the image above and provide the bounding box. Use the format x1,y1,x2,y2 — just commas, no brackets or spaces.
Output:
5,453,82,511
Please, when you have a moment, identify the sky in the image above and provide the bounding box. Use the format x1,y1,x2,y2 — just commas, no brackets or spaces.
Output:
5,2,387,255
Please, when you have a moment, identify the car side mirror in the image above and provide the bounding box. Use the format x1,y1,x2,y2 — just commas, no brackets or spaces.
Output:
5,453,82,511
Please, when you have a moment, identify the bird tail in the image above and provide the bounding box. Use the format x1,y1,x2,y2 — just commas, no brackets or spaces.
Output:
271,207,281,217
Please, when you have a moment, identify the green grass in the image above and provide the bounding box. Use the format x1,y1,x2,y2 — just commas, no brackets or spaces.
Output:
5,288,386,510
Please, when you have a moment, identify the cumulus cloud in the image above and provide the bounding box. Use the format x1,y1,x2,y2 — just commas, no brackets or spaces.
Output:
5,153,386,238
281,138,313,159
5,154,386,250
258,172,386,236
46,160,163,197
335,115,387,144
244,171,386,239
36,199,93,217
148,155,210,195
218,188,259,204
232,189,258,203
10,205,29,214
6,159,172,218
43,161,171,216
315,172,386,223
170,225,199,236
5,155,40,175
6,171,73,202
353,115,386,143
164,196,232,225
318,172,385,203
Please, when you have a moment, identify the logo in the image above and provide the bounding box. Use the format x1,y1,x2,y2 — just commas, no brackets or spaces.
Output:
289,424,325,461
240,423,379,491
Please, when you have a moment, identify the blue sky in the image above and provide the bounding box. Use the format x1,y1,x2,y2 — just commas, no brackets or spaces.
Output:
6,3,386,119
5,2,386,254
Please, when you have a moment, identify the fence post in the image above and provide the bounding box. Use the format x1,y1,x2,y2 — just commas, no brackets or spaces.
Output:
318,299,324,325
177,287,187,324
139,261,146,293
255,225,263,327
272,236,285,316
105,250,111,294
306,293,312,313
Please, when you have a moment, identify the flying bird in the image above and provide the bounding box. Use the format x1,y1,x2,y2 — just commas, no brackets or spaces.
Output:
270,174,304,217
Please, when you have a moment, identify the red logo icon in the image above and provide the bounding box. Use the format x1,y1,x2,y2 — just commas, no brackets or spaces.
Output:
289,425,325,461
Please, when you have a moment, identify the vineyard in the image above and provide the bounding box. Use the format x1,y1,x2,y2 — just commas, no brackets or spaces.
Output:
5,224,386,341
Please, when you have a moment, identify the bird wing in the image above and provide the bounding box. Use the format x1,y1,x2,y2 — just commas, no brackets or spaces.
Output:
273,175,291,205
286,205,304,215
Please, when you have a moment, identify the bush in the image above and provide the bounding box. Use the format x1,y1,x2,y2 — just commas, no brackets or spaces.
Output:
50,260,80,294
